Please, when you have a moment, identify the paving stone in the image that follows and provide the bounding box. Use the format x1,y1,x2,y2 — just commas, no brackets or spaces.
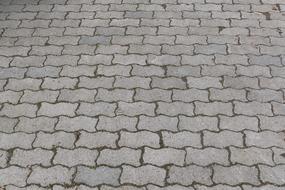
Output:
41,77,77,90
97,116,137,131
77,102,116,116
245,131,285,148
33,131,75,149
178,116,219,132
10,148,53,167
138,115,178,131
213,165,260,185
96,88,133,102
26,66,61,78
209,88,247,101
0,166,30,187
113,54,146,65
195,102,233,116
219,116,259,131
75,166,121,186
157,102,194,116
259,165,285,185
259,116,285,131
27,166,75,187
58,89,97,103
56,116,98,132
173,89,209,102
76,131,118,148
0,90,22,104
115,76,151,89
21,90,59,103
230,147,274,166
187,76,222,89
54,148,98,167
117,102,155,116
168,165,212,185
135,89,172,102
0,103,37,118
234,101,273,116
97,147,141,166
143,147,185,166
79,76,114,89
162,131,202,148
203,131,243,148
118,131,160,148
0,117,17,133
15,117,57,133
38,103,78,117
121,165,166,186
186,147,229,166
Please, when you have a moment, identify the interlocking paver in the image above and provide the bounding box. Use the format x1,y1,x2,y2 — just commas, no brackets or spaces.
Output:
0,0,284,188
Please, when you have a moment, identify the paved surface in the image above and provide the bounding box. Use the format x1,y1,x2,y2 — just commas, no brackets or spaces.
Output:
0,0,285,189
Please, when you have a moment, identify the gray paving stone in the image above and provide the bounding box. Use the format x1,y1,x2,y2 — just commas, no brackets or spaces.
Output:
118,131,160,148
54,148,98,167
27,166,75,187
138,115,178,131
97,116,137,131
213,165,260,185
186,147,229,166
38,103,78,117
75,166,121,186
230,147,274,166
178,116,219,132
97,147,141,166
0,166,30,187
76,131,118,148
33,131,75,149
56,116,98,132
143,147,185,166
121,165,166,186
168,165,212,185
15,117,57,133
10,148,53,167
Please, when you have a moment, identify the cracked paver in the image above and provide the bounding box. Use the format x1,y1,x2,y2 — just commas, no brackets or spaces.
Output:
0,0,285,189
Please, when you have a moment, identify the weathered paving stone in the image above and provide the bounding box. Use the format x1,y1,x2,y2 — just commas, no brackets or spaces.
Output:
167,165,213,185
0,132,35,149
213,165,260,185
138,115,178,131
143,147,185,166
27,166,75,187
53,148,98,167
75,166,121,186
186,147,229,166
0,166,30,187
162,131,202,148
97,116,137,131
33,131,76,149
56,116,98,132
118,131,160,148
0,117,18,133
230,147,274,166
121,165,166,186
76,131,118,148
10,148,54,167
38,103,78,117
97,147,141,166
15,117,57,133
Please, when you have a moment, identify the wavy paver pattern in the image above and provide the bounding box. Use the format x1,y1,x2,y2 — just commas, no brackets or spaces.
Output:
0,0,285,189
